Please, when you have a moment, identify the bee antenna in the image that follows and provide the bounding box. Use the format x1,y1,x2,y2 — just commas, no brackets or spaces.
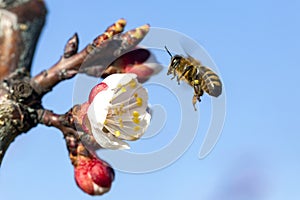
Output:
164,46,173,58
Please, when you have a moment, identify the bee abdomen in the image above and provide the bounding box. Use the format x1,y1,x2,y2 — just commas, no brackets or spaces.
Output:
200,67,222,97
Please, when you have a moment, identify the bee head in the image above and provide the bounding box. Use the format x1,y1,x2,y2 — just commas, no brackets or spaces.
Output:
165,46,182,75
171,55,182,68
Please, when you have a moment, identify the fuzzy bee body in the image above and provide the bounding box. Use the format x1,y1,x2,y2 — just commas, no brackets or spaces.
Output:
165,46,222,110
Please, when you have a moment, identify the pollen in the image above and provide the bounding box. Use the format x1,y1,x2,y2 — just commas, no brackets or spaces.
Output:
118,118,124,128
114,108,120,116
132,111,140,117
121,87,127,93
115,130,121,137
129,80,137,88
194,80,199,84
136,97,143,106
133,126,140,131
132,117,140,124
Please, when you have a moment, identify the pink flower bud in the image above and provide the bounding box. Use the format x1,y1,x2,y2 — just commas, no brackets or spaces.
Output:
123,49,163,83
74,155,114,195
88,82,108,104
125,63,154,83
102,48,163,82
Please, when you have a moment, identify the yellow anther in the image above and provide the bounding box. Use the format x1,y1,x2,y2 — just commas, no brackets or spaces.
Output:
132,117,140,124
115,130,121,137
114,108,120,115
133,126,140,131
136,97,143,106
118,118,124,128
129,80,137,88
104,120,108,125
132,111,140,117
194,80,199,84
121,87,127,93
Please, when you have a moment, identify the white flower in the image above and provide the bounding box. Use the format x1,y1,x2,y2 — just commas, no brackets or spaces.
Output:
87,73,151,150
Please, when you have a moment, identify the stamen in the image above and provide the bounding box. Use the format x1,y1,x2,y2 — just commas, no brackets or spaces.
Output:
112,104,126,116
111,85,144,109
129,80,137,88
115,130,121,137
121,87,127,93
133,126,140,131
136,97,143,106
132,111,140,117
118,118,124,128
132,117,140,124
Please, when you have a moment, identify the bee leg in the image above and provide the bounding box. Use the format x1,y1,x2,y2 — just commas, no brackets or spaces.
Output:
192,81,202,111
171,70,177,80
176,77,180,84
167,67,174,76
177,65,192,85
192,95,198,111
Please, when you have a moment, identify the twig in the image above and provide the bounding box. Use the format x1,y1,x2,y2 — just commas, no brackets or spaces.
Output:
30,20,149,97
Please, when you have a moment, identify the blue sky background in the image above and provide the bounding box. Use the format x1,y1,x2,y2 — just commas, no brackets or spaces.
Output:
1,0,300,199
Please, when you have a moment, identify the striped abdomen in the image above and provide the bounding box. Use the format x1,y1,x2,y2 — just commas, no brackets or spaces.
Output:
198,66,222,97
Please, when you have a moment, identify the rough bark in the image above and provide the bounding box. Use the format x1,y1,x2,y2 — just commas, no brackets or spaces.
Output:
0,0,46,165
0,0,46,80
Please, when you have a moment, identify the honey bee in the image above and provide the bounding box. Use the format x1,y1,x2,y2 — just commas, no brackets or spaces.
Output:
165,46,222,110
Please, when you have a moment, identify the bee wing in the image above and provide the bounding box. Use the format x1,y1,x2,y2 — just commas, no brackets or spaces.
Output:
179,37,203,66
186,54,202,66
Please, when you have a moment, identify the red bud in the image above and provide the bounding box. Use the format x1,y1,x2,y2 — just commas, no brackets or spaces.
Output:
88,82,108,104
74,156,114,195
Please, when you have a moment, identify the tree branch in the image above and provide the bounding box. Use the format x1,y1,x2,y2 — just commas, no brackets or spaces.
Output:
30,20,149,97
0,68,40,165
0,1,151,195
0,0,46,80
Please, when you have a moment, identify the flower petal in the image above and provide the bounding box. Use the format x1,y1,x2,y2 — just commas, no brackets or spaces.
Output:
103,73,137,90
101,48,163,83
87,73,151,150
89,82,108,104
124,49,163,82
87,89,112,130
90,125,130,150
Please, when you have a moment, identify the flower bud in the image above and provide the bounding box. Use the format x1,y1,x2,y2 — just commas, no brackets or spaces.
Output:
74,155,114,195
